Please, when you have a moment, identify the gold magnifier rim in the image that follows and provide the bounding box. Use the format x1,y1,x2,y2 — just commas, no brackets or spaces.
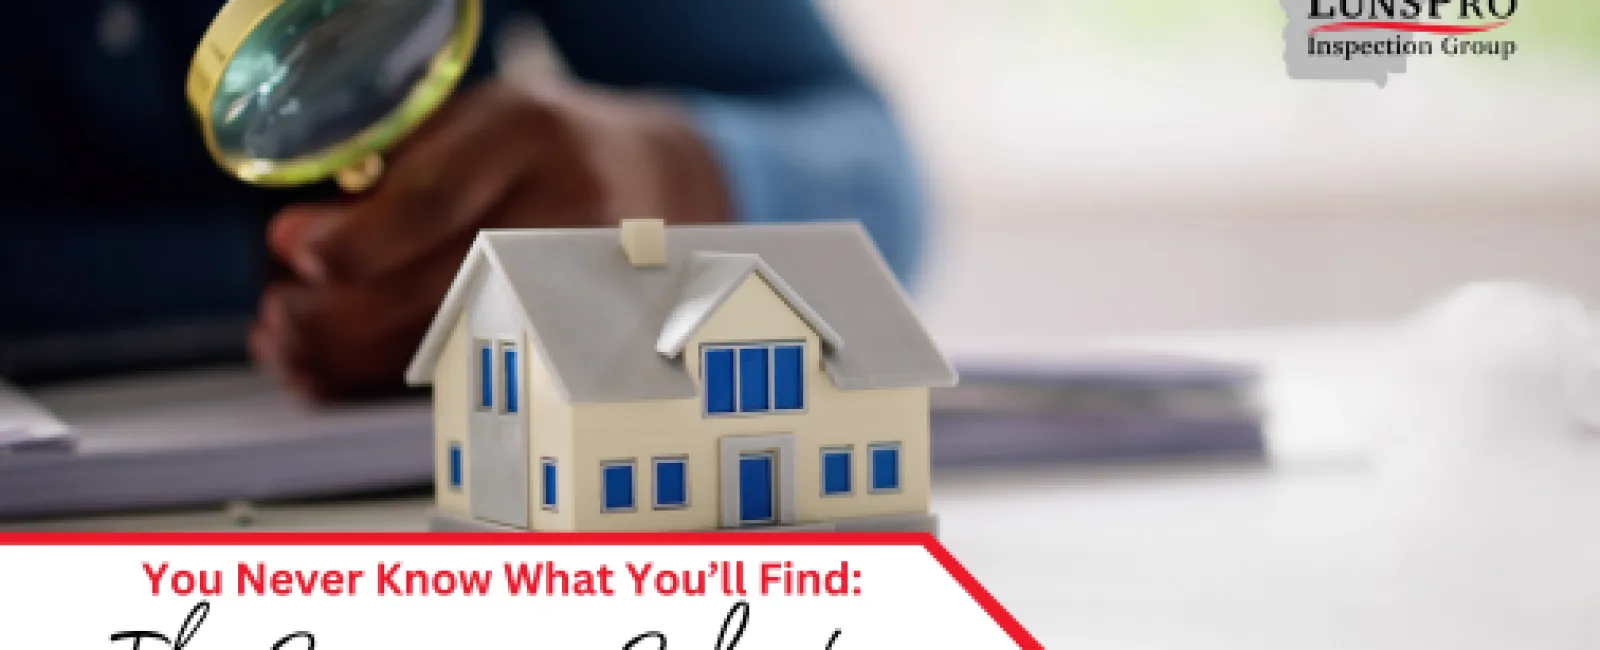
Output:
186,0,482,188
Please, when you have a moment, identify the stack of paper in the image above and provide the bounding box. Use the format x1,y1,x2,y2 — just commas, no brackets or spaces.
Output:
931,352,1264,466
0,368,431,520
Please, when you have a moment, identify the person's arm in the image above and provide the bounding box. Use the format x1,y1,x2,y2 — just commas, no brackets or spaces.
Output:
528,0,929,287
253,1,929,399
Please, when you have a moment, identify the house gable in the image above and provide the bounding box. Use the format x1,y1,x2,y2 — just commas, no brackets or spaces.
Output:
406,238,569,401
656,252,841,360
405,239,491,387
463,259,523,342
689,272,819,355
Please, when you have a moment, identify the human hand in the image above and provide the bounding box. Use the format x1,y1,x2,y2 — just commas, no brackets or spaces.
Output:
253,79,731,400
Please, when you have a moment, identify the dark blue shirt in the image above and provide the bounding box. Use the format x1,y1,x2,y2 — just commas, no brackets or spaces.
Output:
0,0,926,380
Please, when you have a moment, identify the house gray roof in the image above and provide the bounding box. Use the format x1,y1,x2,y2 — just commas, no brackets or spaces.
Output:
405,222,958,403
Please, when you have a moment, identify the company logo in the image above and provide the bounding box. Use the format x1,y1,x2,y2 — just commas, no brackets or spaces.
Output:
1282,0,1520,85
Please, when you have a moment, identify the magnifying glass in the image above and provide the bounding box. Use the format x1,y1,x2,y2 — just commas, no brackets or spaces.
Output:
186,0,482,193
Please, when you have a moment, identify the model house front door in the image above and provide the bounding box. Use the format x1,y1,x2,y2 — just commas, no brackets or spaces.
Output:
720,433,795,528
738,451,776,524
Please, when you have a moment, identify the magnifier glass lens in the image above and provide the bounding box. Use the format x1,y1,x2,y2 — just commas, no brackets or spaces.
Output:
208,0,460,162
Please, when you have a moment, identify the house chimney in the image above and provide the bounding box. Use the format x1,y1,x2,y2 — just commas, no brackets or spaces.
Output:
620,218,667,267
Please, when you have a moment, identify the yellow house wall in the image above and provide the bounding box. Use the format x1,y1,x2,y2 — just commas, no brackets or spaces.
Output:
432,316,471,517
567,274,931,532
524,326,578,531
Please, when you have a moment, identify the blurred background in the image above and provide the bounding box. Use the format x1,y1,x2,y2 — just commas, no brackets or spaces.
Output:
806,0,1600,457
805,3,1600,646
820,0,1600,347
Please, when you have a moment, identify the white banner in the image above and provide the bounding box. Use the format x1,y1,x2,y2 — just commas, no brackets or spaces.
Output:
0,532,1038,649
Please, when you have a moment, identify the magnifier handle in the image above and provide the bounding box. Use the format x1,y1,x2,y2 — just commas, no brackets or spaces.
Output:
335,154,386,193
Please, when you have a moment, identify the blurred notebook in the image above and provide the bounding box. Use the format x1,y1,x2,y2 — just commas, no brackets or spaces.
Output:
0,368,433,520
931,352,1264,466
0,353,1263,520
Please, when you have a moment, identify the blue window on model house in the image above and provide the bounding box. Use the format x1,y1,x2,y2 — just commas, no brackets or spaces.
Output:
501,342,519,414
703,343,805,414
821,447,852,496
541,459,557,510
602,461,636,511
869,443,901,492
654,457,688,508
477,341,494,410
448,443,464,489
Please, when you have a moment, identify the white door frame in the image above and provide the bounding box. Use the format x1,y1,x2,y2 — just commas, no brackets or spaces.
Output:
718,433,797,528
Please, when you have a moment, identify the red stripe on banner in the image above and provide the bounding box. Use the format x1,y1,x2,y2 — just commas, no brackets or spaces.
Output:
1310,20,1509,34
0,531,1044,648
0,531,924,546
920,538,1046,649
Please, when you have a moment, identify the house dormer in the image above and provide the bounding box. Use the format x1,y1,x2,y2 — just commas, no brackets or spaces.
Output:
652,251,841,416
656,251,840,353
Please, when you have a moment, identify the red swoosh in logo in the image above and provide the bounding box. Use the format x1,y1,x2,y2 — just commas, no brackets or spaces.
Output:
1310,20,1508,34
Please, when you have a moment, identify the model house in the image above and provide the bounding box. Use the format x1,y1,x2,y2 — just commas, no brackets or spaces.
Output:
406,219,956,532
